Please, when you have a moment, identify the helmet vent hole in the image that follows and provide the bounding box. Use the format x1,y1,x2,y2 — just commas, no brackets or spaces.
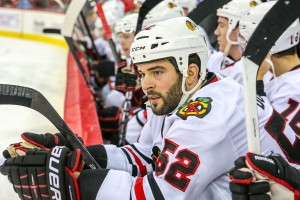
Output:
137,36,149,40
151,44,159,49
161,42,169,45
156,37,163,39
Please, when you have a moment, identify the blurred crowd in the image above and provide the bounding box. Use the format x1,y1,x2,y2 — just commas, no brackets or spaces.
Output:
0,0,71,12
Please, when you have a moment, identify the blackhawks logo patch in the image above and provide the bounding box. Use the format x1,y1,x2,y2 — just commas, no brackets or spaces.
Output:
176,97,212,120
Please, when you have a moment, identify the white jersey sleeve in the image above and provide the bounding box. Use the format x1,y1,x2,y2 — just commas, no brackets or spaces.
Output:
207,51,272,85
126,109,147,144
207,51,243,84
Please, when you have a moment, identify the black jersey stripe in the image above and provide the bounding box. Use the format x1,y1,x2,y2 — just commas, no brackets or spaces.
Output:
130,144,153,164
121,148,138,176
147,173,165,200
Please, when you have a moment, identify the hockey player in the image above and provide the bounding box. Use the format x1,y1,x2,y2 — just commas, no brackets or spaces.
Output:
239,1,300,136
1,17,300,200
114,12,147,144
102,3,185,144
208,0,272,85
227,2,300,199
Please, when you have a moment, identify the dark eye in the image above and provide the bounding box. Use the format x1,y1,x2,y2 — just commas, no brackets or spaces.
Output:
153,71,162,76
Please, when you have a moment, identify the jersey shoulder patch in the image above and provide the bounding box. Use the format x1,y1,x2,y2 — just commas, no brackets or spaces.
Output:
176,97,213,120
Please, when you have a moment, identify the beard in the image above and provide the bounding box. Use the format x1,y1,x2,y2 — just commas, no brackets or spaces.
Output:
148,75,183,115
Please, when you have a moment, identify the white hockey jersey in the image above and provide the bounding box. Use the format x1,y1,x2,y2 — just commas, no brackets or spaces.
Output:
207,51,272,85
95,73,300,200
265,65,300,140
207,51,243,84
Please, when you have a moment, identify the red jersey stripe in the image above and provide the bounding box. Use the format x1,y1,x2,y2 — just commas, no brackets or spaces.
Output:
124,147,147,176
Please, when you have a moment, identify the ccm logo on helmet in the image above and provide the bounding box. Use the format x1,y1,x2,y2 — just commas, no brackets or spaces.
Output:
132,46,146,51
48,146,63,200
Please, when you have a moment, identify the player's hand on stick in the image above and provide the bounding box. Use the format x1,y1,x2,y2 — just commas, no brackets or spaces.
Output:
0,146,84,200
3,132,84,158
229,152,300,200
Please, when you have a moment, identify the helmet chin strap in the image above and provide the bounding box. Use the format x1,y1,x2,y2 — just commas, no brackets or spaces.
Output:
223,41,232,57
170,71,206,114
223,29,239,56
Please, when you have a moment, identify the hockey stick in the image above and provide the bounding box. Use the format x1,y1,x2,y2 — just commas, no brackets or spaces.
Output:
135,0,162,34
0,84,100,169
78,11,103,62
96,2,122,63
54,0,65,9
61,0,103,110
187,0,230,24
242,0,300,153
187,0,230,49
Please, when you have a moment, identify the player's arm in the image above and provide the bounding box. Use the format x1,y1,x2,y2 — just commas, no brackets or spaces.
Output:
4,115,154,177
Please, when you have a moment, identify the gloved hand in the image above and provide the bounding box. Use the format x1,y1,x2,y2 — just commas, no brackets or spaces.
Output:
98,106,121,144
3,132,83,158
93,60,115,79
229,152,300,200
115,60,138,92
0,146,84,200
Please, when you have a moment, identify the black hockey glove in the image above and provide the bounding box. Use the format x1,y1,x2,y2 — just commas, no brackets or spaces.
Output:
94,60,115,78
98,106,121,144
115,60,138,92
3,132,83,158
0,146,84,200
21,132,76,149
229,152,300,200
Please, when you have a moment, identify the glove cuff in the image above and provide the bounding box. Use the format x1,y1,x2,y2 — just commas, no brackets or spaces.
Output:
46,146,81,200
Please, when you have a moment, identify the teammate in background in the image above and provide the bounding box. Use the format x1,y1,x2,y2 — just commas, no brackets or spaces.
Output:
2,17,300,200
228,2,300,199
208,0,272,85
113,12,147,144
239,1,300,134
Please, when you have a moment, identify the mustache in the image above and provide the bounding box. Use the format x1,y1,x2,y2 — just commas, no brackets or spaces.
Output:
146,90,162,97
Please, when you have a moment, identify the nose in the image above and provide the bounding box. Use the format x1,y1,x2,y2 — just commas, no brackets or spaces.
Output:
214,26,220,36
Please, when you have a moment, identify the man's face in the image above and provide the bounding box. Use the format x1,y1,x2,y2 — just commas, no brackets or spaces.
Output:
138,59,183,115
214,17,239,53
117,32,135,57
214,17,229,52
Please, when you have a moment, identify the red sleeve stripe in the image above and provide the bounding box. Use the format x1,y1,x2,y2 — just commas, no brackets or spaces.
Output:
124,147,147,176
134,177,146,200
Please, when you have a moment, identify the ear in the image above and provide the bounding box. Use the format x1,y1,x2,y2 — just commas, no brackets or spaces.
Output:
185,63,199,90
